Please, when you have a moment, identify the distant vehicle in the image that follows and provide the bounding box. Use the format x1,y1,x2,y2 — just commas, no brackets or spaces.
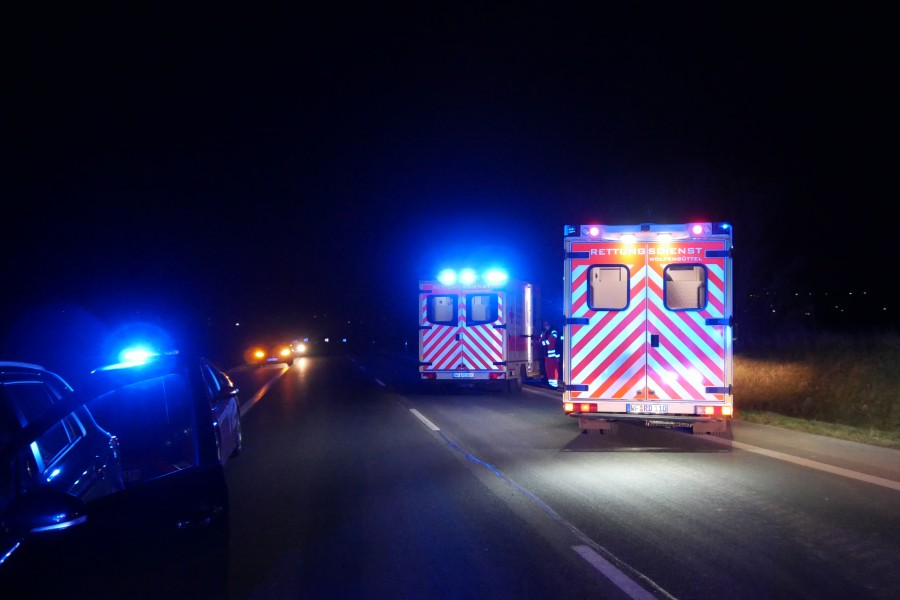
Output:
244,340,295,367
560,222,734,435
290,339,308,358
0,351,238,584
418,268,542,392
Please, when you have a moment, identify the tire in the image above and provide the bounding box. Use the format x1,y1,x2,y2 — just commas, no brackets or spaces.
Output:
214,429,223,464
507,367,525,393
230,416,243,458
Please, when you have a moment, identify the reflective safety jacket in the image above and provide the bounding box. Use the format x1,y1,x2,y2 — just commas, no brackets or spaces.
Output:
540,326,560,359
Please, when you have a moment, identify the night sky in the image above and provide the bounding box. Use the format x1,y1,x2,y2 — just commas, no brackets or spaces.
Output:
3,4,896,376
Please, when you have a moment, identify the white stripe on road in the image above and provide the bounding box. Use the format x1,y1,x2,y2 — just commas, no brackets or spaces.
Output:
572,545,660,600
409,408,440,431
705,437,900,492
240,367,286,417
407,406,671,599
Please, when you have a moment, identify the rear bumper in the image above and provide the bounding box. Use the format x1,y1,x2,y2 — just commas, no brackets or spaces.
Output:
570,412,731,433
419,371,506,381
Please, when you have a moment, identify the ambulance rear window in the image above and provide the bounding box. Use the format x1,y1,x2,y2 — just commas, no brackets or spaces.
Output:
664,265,707,310
467,294,499,325
588,265,629,310
426,295,457,325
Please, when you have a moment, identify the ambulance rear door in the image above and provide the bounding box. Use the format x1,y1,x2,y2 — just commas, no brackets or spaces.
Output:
419,283,505,381
564,223,732,415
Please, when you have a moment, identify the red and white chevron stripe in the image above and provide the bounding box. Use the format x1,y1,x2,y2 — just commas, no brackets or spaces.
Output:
420,291,504,373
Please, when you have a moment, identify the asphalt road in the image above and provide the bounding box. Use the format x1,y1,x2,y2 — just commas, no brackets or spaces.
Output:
68,350,896,599
216,351,900,599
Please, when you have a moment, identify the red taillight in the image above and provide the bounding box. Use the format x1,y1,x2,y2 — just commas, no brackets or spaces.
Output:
489,372,506,380
697,405,733,416
421,373,436,380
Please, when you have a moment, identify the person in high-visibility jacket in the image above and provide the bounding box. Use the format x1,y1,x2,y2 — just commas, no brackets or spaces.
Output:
539,320,561,389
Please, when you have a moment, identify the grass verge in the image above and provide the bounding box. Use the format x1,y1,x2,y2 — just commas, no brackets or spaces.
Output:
735,332,900,451
737,410,900,450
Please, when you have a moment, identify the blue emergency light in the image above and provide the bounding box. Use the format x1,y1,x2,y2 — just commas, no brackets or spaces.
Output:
118,346,158,365
435,268,509,286
483,269,508,286
437,269,457,285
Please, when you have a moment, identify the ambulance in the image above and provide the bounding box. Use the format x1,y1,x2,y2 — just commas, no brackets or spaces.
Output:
561,222,734,434
418,268,541,392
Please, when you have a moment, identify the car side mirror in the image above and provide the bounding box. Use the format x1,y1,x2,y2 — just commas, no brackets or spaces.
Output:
2,489,89,537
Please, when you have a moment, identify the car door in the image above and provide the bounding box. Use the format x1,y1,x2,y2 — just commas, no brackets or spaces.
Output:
83,360,229,538
199,359,241,464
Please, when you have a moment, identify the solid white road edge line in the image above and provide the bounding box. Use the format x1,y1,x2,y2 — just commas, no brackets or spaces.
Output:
408,406,675,600
240,367,287,417
705,437,900,492
572,545,659,600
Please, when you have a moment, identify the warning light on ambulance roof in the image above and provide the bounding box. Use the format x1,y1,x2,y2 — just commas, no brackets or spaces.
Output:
437,268,457,285
692,224,704,235
621,234,636,243
657,233,672,242
588,226,600,236
483,269,508,286
436,268,509,286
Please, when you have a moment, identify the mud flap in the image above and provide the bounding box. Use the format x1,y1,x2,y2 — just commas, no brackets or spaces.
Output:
579,417,617,435
691,419,728,435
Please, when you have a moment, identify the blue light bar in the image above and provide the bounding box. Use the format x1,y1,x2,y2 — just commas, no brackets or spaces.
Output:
483,269,509,286
437,268,457,285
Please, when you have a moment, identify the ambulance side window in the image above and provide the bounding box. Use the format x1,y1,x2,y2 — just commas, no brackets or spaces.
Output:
664,265,707,310
426,295,457,325
588,265,629,310
467,294,498,325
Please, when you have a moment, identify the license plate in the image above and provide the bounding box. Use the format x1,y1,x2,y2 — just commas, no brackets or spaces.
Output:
452,372,475,378
627,403,668,414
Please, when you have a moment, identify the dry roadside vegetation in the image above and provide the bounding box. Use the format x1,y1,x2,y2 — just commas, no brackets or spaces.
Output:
735,332,900,450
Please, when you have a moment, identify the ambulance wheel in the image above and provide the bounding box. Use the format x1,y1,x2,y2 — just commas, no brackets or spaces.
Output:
508,367,525,393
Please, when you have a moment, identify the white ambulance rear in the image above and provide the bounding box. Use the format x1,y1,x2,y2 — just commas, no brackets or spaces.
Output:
418,269,540,393
561,222,734,434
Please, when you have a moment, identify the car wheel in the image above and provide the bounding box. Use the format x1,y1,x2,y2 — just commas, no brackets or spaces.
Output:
230,416,243,458
214,429,223,464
